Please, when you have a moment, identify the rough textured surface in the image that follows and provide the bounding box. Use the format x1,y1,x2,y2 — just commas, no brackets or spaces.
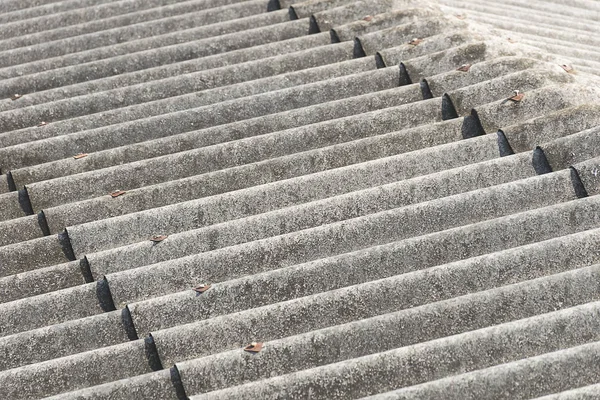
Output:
1,0,600,399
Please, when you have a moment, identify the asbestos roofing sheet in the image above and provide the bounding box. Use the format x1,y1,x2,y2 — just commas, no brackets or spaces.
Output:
1,0,600,399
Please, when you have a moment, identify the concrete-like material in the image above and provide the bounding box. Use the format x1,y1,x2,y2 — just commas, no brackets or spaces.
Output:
533,384,600,400
502,104,600,153
514,37,600,71
575,156,600,196
0,190,28,221
190,300,600,399
289,0,359,18
0,42,361,145
20,93,447,205
2,1,600,398
105,168,580,306
447,68,572,115
381,41,490,77
474,84,600,134
364,340,600,399
114,191,600,315
323,8,441,39
32,75,417,213
0,18,312,100
0,31,337,115
0,10,457,129
0,260,85,303
440,4,600,48
4,64,404,172
0,214,44,247
67,122,497,256
42,369,178,400
0,0,252,44
67,107,600,259
143,224,600,355
31,59,559,234
425,56,542,96
84,148,533,277
441,1,600,34
445,0,600,22
129,193,600,330
357,17,466,56
0,234,68,278
0,311,128,371
543,126,600,173
0,282,101,337
438,0,600,77
0,44,359,146
0,340,150,400
0,30,331,117
0,175,9,194
5,56,545,192
178,264,600,394
305,0,395,31
0,2,282,70
15,69,575,214
0,0,116,24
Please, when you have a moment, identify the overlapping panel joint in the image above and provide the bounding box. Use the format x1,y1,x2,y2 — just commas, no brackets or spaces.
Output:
0,0,599,399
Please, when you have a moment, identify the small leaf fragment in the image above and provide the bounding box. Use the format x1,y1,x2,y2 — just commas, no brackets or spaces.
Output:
408,38,423,46
244,342,264,353
73,153,88,159
193,284,211,294
508,90,524,102
363,15,372,21
150,235,168,243
456,64,471,72
11,94,21,101
561,64,574,73
37,121,47,127
110,190,126,198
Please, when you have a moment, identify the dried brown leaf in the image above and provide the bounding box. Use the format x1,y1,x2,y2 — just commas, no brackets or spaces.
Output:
150,235,168,242
73,153,88,159
193,284,212,294
509,91,524,102
408,38,423,46
456,64,471,72
561,64,574,73
244,342,264,353
110,190,126,198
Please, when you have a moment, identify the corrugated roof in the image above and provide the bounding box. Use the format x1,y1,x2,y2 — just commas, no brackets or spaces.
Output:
0,0,600,399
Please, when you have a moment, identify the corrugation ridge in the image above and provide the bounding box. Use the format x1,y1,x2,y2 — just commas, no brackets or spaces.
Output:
0,1,282,70
1,44,556,169
441,0,600,33
0,16,463,129
187,299,600,399
7,76,583,196
0,0,253,41
440,5,600,47
0,0,123,24
2,200,599,391
0,44,361,145
0,32,335,115
0,17,312,98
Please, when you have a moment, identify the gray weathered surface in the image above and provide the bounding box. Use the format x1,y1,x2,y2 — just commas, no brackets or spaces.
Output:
1,0,600,398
